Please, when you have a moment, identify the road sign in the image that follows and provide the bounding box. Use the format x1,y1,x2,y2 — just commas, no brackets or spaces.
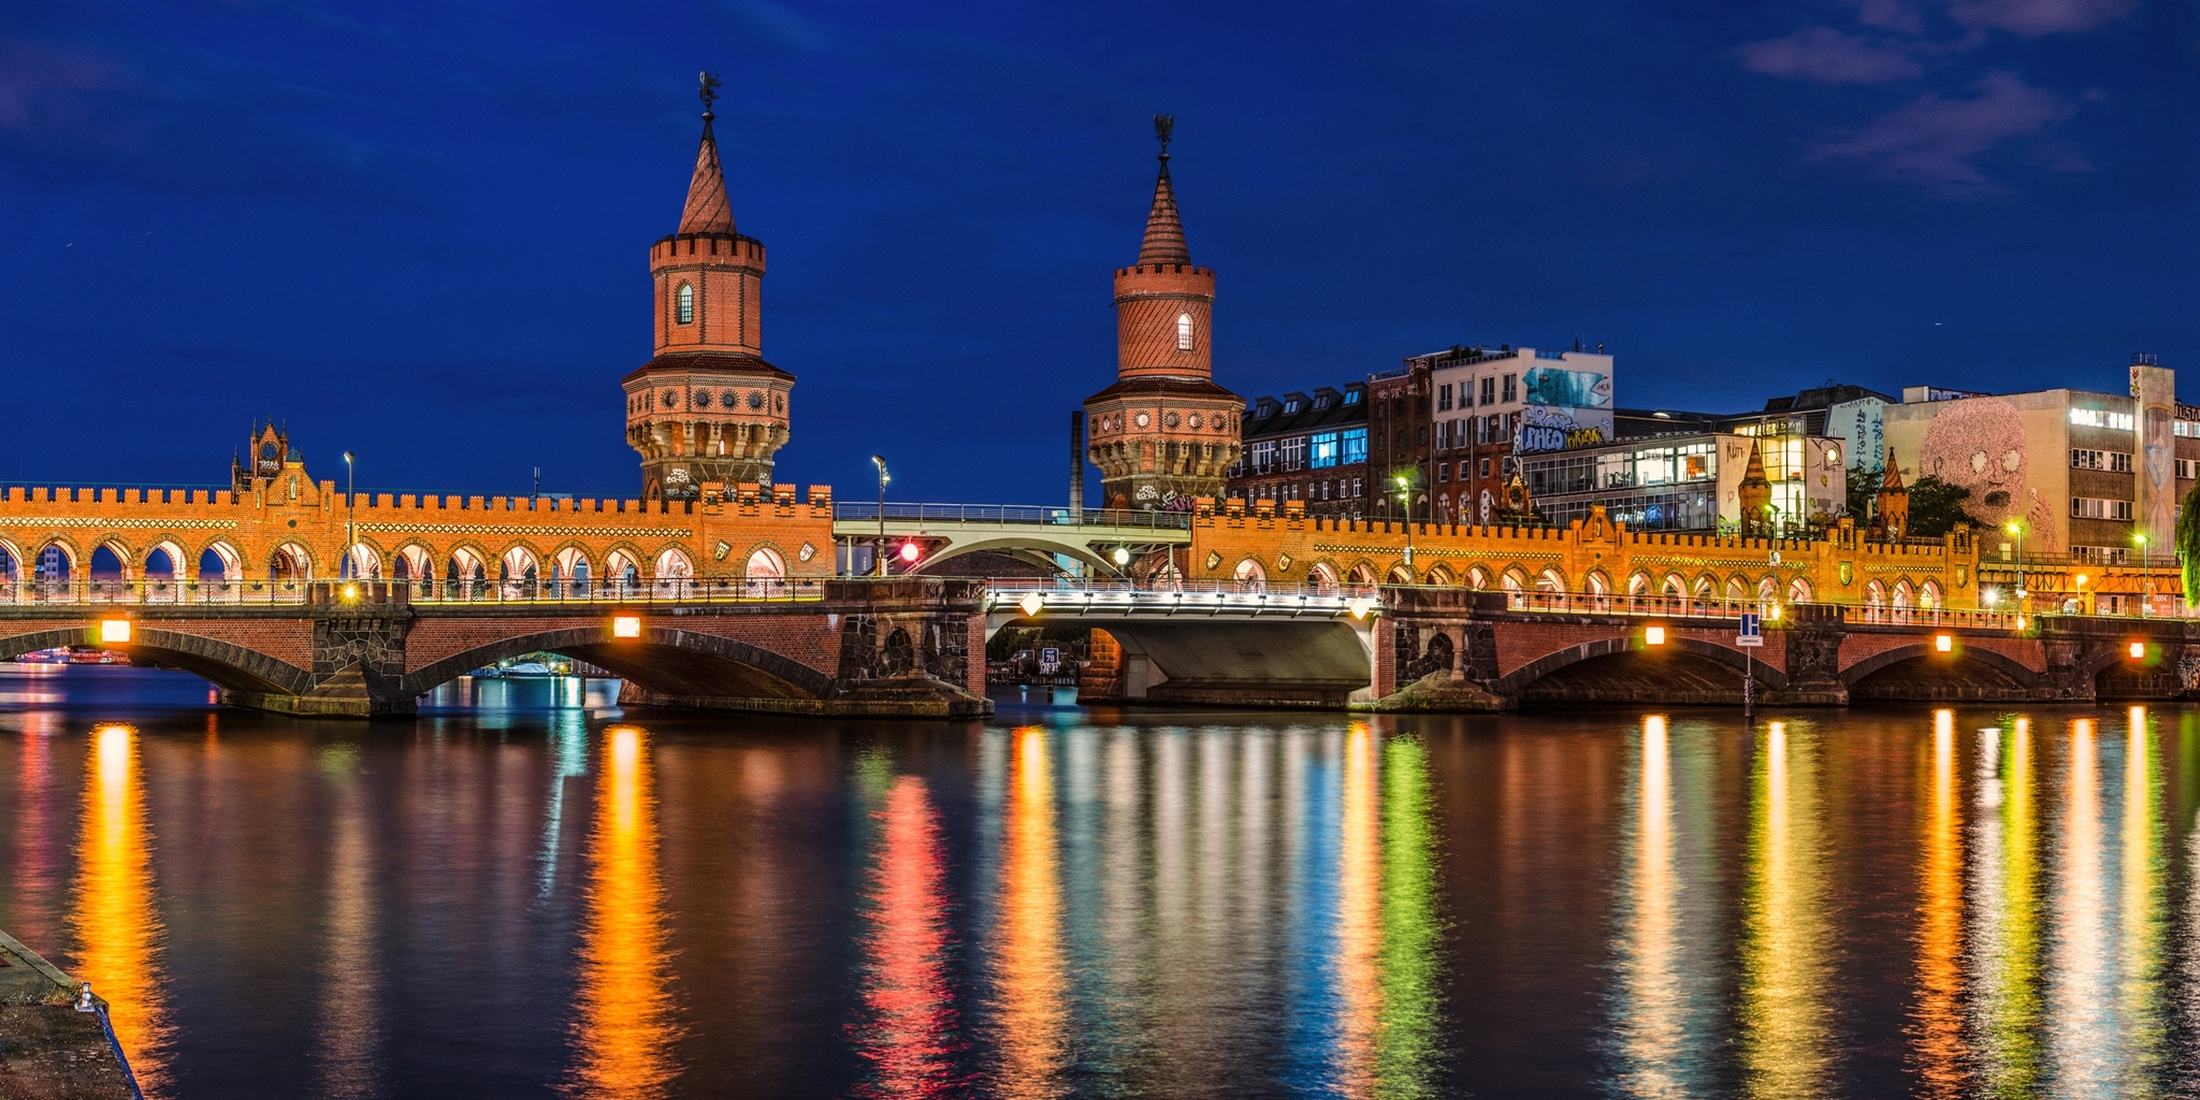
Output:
1737,612,1764,648
1039,647,1060,674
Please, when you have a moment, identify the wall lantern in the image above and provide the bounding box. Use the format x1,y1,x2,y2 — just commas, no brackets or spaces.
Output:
99,619,131,644
1934,634,1953,653
612,615,642,639
1645,625,1667,646
2130,641,2147,660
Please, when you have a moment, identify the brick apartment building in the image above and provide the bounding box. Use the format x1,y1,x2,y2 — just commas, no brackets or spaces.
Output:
1224,383,1370,517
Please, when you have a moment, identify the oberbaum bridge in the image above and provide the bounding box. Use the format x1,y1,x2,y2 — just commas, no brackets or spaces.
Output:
4,88,2192,718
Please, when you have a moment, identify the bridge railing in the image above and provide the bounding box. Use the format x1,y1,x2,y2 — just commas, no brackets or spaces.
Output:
0,576,829,607
985,578,1378,599
834,502,1193,530
1493,588,2023,628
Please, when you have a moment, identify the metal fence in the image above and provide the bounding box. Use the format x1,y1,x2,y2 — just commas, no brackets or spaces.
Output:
833,502,1193,530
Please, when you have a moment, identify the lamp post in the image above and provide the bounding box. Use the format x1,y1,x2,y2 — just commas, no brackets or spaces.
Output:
2005,521,2027,612
341,451,355,580
1395,473,1414,582
870,455,890,577
2134,532,2151,617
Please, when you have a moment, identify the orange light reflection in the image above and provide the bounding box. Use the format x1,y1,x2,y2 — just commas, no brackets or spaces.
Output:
990,727,1068,1098
71,724,172,1096
1914,709,1966,1094
564,726,680,1099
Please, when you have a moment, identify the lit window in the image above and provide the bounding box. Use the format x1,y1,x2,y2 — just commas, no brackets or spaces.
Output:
1177,312,1193,351
676,283,695,325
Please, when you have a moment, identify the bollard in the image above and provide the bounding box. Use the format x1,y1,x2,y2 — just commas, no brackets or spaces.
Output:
75,981,95,1013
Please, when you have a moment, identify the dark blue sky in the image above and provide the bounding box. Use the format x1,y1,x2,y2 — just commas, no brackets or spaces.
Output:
2,0,2195,502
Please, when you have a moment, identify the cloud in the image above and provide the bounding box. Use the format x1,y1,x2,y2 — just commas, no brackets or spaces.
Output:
1736,27,1925,84
1947,0,2138,36
1808,72,2083,195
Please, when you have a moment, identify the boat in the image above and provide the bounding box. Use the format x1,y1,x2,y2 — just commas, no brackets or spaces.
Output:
500,661,554,678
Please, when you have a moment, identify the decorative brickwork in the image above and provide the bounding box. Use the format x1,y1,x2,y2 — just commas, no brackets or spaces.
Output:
1084,124,1242,511
625,93,791,499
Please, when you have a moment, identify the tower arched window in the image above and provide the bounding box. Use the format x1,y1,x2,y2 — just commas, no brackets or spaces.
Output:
676,283,695,325
1176,312,1194,351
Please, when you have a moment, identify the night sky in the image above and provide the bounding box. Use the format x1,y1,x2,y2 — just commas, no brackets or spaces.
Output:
2,1,2195,504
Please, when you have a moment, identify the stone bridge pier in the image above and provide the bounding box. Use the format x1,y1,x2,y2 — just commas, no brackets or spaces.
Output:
4,579,992,720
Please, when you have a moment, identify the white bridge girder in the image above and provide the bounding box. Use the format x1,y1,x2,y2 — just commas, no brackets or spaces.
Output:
832,518,1191,573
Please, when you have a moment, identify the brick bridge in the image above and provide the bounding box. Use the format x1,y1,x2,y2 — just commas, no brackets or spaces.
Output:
1056,587,2198,709
13,577,2192,716
4,579,991,719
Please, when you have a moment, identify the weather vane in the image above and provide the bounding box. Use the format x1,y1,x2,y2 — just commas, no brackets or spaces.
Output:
1154,113,1174,156
699,71,722,120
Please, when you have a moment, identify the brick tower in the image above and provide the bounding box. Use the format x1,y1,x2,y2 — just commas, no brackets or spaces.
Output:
1084,116,1242,511
623,73,793,501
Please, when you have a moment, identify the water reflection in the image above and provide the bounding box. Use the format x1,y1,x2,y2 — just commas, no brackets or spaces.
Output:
1612,714,1715,1098
564,725,680,1099
986,726,1070,1097
1739,719,1830,1097
1971,717,2042,1096
28,684,2200,1096
71,723,171,1095
1914,709,1967,1095
314,740,381,1097
852,774,960,1097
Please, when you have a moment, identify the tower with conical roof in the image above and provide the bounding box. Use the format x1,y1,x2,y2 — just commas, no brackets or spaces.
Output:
1874,450,1908,539
1083,116,1242,511
623,72,792,501
1738,440,1773,535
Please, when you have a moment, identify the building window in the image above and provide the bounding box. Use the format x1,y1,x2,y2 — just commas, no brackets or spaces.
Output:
1502,374,1518,403
1284,399,1300,414
1177,313,1194,351
1480,458,1491,478
2071,497,2133,520
1280,437,1307,471
2179,458,2199,480
1342,428,1368,465
1437,463,1449,483
1345,389,1360,405
1310,432,1341,468
676,283,695,325
2072,449,2134,472
1438,384,1453,412
1480,377,1496,405
1249,440,1276,473
1353,477,1364,497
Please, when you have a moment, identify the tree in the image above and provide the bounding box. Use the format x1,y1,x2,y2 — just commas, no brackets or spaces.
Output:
1905,475,1985,539
1844,464,1879,522
2179,481,2200,605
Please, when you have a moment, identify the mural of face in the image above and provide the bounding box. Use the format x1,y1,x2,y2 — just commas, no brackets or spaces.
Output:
1919,398,2026,527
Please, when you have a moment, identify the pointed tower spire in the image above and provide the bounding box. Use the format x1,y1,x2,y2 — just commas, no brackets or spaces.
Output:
1738,439,1773,535
679,71,735,236
1137,114,1190,266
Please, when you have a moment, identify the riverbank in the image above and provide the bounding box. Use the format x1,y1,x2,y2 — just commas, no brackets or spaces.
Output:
0,929,136,1099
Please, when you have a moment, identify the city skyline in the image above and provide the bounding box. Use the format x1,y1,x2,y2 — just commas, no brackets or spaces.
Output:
0,2,2192,503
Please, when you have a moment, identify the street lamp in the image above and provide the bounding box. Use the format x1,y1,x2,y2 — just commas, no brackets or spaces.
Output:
1394,473,1415,581
2005,521,2027,607
342,451,355,580
2134,532,2151,616
869,455,890,577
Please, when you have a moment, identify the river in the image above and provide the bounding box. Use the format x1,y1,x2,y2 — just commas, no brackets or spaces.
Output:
2,666,2198,1097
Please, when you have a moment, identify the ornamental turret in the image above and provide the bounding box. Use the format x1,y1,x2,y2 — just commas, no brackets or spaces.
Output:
1083,116,1243,511
623,73,792,501
1875,449,1909,539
